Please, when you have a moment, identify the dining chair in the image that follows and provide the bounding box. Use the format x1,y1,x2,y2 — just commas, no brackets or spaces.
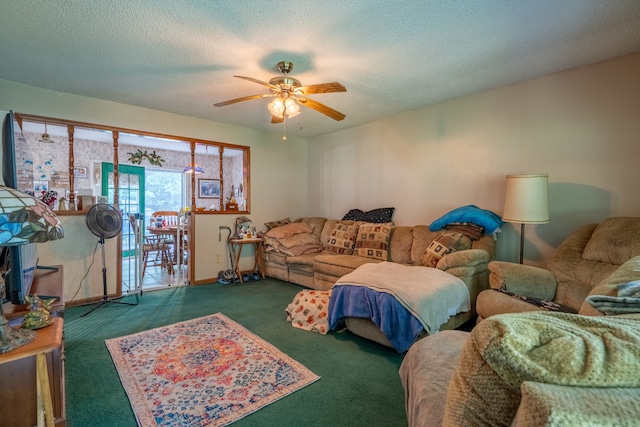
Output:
150,210,180,257
129,214,174,277
151,211,179,228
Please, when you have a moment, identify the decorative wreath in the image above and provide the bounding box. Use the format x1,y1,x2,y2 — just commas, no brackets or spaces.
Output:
127,149,165,166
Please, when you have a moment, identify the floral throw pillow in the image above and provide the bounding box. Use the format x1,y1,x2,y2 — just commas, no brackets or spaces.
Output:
285,290,332,335
354,223,392,260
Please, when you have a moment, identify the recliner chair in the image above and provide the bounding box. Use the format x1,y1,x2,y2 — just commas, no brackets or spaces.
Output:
477,217,640,320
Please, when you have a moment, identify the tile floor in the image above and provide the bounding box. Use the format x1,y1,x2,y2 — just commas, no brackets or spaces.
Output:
121,257,187,293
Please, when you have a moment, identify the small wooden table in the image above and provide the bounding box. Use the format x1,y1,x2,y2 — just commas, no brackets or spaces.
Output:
0,318,63,427
228,238,265,283
1,265,65,427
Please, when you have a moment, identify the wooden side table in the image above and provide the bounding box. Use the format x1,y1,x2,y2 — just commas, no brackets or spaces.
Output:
0,317,64,427
1,265,65,427
228,238,265,282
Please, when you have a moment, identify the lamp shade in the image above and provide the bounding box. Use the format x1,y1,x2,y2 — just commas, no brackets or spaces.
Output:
502,174,549,224
1,185,64,354
182,164,204,174
268,96,301,119
267,98,285,118
0,186,64,245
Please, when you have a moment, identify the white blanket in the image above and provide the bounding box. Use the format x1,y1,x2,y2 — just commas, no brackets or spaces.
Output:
335,261,470,334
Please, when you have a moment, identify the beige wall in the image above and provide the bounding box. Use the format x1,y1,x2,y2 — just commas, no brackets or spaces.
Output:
307,52,640,266
1,51,639,302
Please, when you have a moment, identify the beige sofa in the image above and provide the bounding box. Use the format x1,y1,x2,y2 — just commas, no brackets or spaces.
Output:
261,217,497,346
400,255,640,426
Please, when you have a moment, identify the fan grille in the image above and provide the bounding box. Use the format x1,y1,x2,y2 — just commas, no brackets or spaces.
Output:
85,203,122,239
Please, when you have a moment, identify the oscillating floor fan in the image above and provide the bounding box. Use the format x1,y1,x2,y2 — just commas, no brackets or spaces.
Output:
81,203,137,317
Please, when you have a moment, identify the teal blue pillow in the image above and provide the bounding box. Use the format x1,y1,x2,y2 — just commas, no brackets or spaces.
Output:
429,205,503,234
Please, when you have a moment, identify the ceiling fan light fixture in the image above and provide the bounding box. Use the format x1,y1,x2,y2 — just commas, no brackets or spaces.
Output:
40,122,53,143
267,98,285,118
284,98,300,118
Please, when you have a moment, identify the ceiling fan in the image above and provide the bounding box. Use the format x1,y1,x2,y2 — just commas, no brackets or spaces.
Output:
214,61,347,124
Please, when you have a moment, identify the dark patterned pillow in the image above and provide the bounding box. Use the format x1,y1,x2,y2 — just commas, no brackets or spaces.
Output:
354,223,392,260
421,231,472,267
325,222,359,255
342,207,395,223
264,217,291,230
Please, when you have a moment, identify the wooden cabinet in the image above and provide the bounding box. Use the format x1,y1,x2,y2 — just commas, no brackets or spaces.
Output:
1,266,65,427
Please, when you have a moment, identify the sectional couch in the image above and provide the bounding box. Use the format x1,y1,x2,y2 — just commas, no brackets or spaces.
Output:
260,216,497,346
399,255,640,426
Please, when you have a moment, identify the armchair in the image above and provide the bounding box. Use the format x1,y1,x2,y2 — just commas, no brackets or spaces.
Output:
477,217,640,320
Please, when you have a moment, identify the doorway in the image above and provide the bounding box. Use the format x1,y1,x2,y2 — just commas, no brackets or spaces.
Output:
101,163,185,292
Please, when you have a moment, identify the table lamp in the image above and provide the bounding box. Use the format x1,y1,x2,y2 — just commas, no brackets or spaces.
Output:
502,174,549,264
0,185,64,353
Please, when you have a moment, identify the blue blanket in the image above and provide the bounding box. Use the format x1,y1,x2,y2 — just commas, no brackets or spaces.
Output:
328,285,423,352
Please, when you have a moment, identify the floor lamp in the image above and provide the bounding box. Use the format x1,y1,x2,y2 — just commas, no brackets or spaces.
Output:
502,174,549,264
0,186,64,353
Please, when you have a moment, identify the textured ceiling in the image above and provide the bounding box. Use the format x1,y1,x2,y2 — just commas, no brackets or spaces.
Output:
2,1,640,138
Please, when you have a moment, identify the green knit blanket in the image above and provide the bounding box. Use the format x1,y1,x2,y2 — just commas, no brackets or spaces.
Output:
444,311,640,427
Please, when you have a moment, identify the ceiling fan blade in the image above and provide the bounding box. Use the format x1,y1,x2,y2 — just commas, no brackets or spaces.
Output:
214,93,272,107
271,115,284,124
297,97,346,121
234,75,277,89
297,82,346,95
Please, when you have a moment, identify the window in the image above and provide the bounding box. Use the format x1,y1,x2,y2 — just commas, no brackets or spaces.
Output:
11,113,251,215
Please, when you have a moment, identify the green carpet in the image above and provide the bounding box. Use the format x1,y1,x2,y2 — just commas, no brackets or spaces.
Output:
64,279,408,426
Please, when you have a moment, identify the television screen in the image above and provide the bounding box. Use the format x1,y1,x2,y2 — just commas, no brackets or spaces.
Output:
1,243,38,304
2,111,17,187
2,111,38,304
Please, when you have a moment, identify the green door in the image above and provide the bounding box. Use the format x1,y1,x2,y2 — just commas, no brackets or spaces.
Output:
102,163,145,257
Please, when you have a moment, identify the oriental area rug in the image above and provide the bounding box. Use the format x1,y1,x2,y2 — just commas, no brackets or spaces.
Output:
105,313,320,426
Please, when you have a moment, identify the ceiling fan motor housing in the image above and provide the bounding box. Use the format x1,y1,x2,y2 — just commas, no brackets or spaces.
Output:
268,76,301,90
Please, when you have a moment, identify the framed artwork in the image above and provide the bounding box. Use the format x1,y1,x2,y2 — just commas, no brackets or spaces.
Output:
234,188,239,197
33,180,49,193
79,195,95,211
74,166,88,178
198,178,220,198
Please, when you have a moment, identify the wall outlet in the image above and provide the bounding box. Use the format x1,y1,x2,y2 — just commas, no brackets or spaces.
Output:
215,254,221,264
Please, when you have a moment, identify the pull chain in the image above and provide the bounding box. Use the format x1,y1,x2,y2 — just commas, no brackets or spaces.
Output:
282,115,287,140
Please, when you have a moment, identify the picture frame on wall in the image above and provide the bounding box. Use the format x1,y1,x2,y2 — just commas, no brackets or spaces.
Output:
33,180,49,193
198,178,220,198
78,195,96,211
74,166,88,178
